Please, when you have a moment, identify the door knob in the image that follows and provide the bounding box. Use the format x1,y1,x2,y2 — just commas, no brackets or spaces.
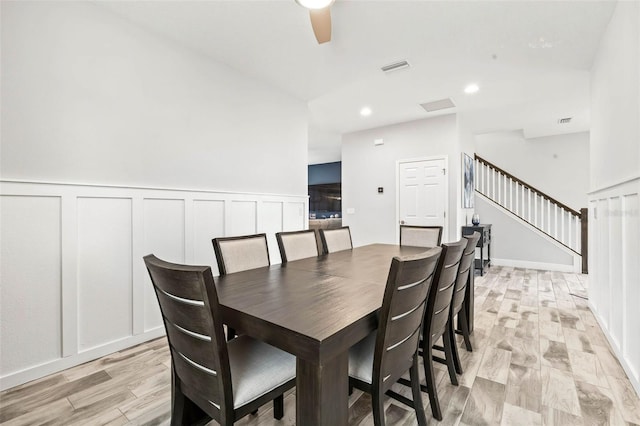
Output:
400,220,405,225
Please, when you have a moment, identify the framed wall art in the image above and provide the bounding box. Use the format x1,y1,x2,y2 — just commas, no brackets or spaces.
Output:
462,153,475,208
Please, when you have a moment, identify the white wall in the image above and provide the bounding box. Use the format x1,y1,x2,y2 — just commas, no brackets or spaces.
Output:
590,2,640,191
476,130,590,211
457,113,477,231
309,126,341,165
0,1,309,389
341,114,459,246
1,1,308,195
589,1,640,397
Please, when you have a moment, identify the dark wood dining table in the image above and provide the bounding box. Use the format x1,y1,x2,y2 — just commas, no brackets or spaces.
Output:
215,243,430,426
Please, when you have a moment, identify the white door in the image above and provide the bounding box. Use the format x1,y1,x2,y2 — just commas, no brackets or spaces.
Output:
398,157,447,238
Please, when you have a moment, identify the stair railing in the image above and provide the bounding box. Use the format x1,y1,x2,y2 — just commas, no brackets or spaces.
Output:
474,155,588,271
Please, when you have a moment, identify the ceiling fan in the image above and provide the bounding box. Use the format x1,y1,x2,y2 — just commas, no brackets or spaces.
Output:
296,0,335,44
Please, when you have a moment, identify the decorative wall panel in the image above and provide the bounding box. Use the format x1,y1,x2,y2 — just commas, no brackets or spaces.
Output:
0,196,62,375
589,177,640,395
0,180,307,390
77,197,133,351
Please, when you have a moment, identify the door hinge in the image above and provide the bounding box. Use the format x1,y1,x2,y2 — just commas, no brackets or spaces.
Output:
442,168,446,175
443,211,446,218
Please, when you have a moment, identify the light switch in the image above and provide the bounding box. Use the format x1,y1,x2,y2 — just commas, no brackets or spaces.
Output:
346,208,355,214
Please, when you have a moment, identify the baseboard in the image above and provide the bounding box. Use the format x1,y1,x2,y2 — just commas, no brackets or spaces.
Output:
588,301,640,399
0,328,165,391
491,258,576,273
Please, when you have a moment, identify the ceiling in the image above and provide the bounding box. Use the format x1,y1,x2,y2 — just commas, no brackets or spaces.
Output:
101,0,616,158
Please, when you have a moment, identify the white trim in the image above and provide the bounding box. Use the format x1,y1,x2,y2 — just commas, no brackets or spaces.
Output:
589,302,640,398
0,179,305,199
490,258,576,273
0,328,165,391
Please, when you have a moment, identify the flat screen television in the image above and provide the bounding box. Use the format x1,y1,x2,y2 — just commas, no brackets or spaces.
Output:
308,183,341,219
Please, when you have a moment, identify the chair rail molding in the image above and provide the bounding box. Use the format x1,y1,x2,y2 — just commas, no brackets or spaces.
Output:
0,179,308,390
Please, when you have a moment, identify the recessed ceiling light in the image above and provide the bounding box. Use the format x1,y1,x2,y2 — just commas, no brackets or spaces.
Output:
295,0,334,10
464,83,479,94
360,107,372,117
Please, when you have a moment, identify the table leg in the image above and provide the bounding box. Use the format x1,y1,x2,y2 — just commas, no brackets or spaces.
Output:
296,352,349,426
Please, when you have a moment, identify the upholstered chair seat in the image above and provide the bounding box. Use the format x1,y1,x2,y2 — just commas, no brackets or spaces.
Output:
229,336,296,408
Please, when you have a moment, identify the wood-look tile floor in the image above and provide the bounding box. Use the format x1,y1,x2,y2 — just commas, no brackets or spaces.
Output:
2,266,640,425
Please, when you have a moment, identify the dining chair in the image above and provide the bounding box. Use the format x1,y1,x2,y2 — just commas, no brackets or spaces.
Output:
319,226,353,254
212,233,270,340
212,233,270,275
349,247,442,426
399,225,443,247
276,229,319,263
143,255,295,426
397,239,465,421
448,231,482,375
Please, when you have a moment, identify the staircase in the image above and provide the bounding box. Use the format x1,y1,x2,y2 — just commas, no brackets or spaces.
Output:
474,154,588,273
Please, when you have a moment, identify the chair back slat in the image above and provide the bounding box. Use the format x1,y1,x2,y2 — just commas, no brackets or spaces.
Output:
212,234,270,275
144,255,230,415
425,240,466,341
148,265,211,301
400,225,443,247
154,290,212,337
451,232,481,315
374,247,441,390
319,226,353,254
171,346,221,405
165,321,218,370
276,230,319,263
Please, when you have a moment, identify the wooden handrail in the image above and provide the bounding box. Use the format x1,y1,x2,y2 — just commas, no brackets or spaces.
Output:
474,154,581,217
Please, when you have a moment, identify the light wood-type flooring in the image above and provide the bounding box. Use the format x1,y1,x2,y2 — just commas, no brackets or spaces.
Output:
2,266,640,425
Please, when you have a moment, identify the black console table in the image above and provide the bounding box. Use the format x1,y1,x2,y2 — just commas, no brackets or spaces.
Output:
462,224,491,276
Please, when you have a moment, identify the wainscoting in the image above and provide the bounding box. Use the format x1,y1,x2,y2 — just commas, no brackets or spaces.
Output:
0,180,308,390
588,176,640,396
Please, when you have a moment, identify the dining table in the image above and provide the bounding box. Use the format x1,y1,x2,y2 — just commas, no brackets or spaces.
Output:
215,243,431,426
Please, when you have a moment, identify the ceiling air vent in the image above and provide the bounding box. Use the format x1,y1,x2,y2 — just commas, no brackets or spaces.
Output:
558,117,572,124
381,60,410,73
420,98,456,112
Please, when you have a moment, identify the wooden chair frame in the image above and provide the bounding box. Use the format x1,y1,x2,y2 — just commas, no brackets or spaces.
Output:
319,226,353,254
275,229,319,263
448,231,482,375
143,255,294,426
399,225,443,247
350,248,442,426
211,233,270,276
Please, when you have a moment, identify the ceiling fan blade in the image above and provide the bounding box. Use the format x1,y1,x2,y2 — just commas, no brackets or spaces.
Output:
309,7,331,44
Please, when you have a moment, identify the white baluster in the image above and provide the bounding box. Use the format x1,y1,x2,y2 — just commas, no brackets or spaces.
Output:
561,208,565,245
509,179,513,211
534,193,537,227
492,168,496,200
547,199,551,235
